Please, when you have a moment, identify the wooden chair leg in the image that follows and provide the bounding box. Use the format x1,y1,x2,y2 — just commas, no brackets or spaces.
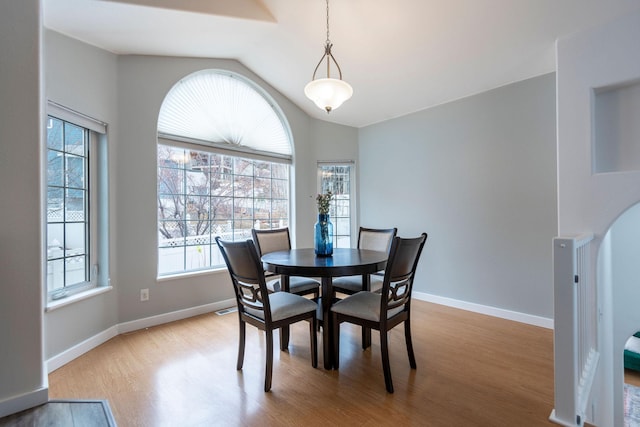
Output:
380,330,394,393
280,326,290,351
309,318,318,368
405,320,417,369
361,326,371,349
265,329,274,392
332,313,341,370
237,319,246,370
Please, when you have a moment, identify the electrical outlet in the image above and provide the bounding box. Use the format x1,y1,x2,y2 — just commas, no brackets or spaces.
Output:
140,288,149,302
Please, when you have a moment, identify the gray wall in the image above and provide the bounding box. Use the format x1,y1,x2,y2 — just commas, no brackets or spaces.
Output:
42,33,558,363
116,56,357,322
554,14,640,424
44,30,120,358
305,119,360,244
358,73,557,318
2,12,559,413
0,0,47,414
42,32,359,351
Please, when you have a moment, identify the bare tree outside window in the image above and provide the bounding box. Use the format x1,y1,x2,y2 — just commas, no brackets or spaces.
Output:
319,164,353,248
158,144,289,275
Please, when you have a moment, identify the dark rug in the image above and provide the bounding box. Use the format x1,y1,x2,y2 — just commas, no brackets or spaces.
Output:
0,399,116,427
625,384,640,427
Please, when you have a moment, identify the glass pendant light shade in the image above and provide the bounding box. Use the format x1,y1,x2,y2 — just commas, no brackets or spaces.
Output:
305,0,352,113
304,77,353,113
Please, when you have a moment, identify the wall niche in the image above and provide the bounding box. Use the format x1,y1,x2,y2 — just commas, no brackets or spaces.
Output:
593,80,640,174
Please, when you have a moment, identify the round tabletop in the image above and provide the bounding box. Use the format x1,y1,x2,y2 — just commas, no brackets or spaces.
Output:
261,247,387,278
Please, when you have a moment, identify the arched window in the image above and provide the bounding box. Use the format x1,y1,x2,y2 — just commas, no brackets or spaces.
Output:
157,70,292,276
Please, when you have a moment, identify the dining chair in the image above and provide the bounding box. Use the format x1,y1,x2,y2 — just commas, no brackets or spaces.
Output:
252,228,321,298
331,233,428,393
215,237,318,392
331,227,397,297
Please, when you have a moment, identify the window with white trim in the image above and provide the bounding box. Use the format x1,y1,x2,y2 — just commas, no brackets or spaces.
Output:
46,103,109,301
157,70,292,276
157,145,289,274
318,162,355,248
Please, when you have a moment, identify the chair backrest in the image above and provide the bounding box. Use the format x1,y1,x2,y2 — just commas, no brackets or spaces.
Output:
251,227,292,256
358,227,398,253
381,233,428,314
216,237,272,322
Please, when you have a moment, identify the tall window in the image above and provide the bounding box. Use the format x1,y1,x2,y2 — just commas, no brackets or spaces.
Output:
157,70,293,276
318,163,355,248
158,145,289,275
45,102,109,302
46,117,89,294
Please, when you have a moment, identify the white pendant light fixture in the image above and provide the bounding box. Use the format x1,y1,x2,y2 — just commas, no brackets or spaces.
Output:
304,0,353,113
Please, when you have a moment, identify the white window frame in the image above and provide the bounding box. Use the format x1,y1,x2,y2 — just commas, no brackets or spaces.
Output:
156,70,294,278
317,161,357,248
45,101,110,308
157,142,290,277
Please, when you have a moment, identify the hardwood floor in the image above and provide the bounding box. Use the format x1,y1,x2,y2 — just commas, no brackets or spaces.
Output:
48,301,557,426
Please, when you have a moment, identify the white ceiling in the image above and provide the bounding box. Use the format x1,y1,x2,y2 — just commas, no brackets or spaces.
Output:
43,0,640,128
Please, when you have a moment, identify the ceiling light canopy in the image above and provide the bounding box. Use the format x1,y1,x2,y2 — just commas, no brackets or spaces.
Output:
304,0,353,113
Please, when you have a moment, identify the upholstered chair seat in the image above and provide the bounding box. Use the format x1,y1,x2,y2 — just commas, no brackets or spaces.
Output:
331,233,428,393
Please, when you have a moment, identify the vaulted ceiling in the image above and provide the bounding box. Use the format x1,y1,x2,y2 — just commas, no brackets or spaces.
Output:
44,0,640,128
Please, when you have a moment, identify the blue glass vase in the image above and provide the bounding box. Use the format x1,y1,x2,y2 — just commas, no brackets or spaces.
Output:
314,213,333,257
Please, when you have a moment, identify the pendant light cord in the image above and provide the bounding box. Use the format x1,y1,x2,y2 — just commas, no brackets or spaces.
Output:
309,0,343,80
304,0,353,113
325,0,330,45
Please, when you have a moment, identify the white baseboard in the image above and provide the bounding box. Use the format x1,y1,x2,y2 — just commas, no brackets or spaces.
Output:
548,409,578,427
46,325,119,373
0,386,48,418
46,299,236,373
45,295,550,374
118,299,235,333
413,291,554,329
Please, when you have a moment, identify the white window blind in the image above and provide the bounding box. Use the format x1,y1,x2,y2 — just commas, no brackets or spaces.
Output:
158,70,292,161
47,101,107,135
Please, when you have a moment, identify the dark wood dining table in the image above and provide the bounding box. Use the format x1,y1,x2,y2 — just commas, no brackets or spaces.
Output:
261,247,388,369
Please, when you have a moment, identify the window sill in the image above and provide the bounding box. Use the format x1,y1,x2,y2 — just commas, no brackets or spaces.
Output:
157,267,227,282
45,286,113,312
